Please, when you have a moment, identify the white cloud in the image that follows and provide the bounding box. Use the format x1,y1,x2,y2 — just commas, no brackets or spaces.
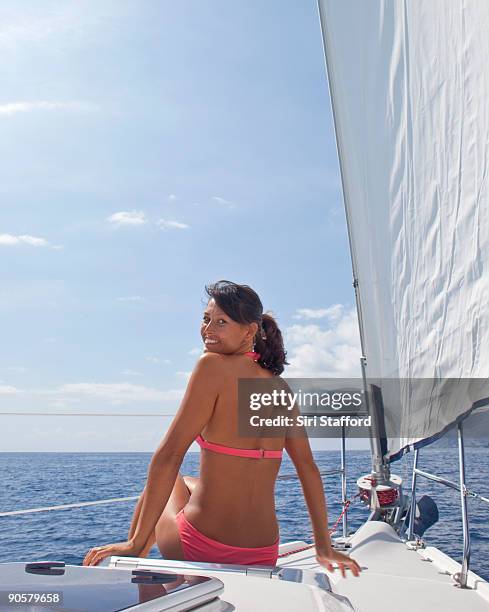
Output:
0,385,20,395
157,219,189,230
176,371,192,381
146,356,160,364
56,382,184,405
0,101,99,116
116,296,146,303
329,206,343,218
122,369,143,377
293,305,344,321
168,194,178,201
211,195,234,208
146,356,172,365
0,5,135,53
6,366,28,373
0,14,67,50
50,397,82,409
0,234,54,248
145,357,170,365
188,347,201,356
284,306,361,377
107,210,147,226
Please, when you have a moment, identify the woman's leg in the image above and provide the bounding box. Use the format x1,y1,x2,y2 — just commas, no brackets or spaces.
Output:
128,475,198,559
154,474,198,560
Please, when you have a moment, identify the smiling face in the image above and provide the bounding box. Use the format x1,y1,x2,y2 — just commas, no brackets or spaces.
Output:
201,298,258,355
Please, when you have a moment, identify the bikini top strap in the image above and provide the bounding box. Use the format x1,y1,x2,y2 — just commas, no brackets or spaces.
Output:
195,434,282,459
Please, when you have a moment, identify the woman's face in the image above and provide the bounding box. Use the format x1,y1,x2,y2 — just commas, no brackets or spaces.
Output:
201,298,256,354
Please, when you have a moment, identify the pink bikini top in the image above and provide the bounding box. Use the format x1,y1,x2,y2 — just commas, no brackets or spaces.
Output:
196,434,283,459
195,351,283,460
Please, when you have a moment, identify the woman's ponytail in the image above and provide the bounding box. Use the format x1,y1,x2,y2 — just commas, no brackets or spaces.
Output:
255,313,288,376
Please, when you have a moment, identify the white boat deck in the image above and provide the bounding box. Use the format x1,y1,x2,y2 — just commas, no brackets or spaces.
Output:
107,555,352,611
279,522,489,612
107,521,489,611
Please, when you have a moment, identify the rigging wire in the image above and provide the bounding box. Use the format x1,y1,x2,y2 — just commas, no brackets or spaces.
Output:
0,412,175,417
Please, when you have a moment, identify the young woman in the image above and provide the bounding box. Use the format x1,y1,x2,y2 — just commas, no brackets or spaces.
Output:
83,280,360,577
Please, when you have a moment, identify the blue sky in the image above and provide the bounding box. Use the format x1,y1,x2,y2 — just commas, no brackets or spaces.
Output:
1,1,364,451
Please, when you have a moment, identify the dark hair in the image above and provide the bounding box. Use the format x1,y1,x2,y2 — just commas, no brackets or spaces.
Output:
205,280,288,375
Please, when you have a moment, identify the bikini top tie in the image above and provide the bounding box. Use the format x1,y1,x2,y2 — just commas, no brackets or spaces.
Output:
195,434,283,459
195,351,283,460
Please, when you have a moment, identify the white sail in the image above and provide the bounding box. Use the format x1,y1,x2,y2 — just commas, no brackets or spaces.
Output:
318,0,489,458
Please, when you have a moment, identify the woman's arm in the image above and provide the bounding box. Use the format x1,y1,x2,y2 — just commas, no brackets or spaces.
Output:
285,434,333,553
285,409,361,577
83,352,221,566
127,487,156,557
128,488,145,541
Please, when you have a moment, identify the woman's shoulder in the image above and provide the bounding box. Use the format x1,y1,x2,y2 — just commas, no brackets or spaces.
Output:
197,352,251,364
191,353,243,389
193,351,232,374
194,351,261,377
194,351,224,369
187,353,226,390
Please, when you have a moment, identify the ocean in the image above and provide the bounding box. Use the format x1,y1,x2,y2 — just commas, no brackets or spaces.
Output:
0,441,487,581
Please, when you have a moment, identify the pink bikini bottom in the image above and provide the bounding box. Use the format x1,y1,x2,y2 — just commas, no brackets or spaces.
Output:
175,509,279,566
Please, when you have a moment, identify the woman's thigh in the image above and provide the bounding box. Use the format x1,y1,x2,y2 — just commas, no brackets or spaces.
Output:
155,473,197,560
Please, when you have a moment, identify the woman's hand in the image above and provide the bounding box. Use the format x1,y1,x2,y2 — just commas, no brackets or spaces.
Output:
83,540,143,567
316,547,361,578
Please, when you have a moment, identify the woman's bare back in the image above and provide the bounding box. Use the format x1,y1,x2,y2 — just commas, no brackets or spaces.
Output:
183,353,285,547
